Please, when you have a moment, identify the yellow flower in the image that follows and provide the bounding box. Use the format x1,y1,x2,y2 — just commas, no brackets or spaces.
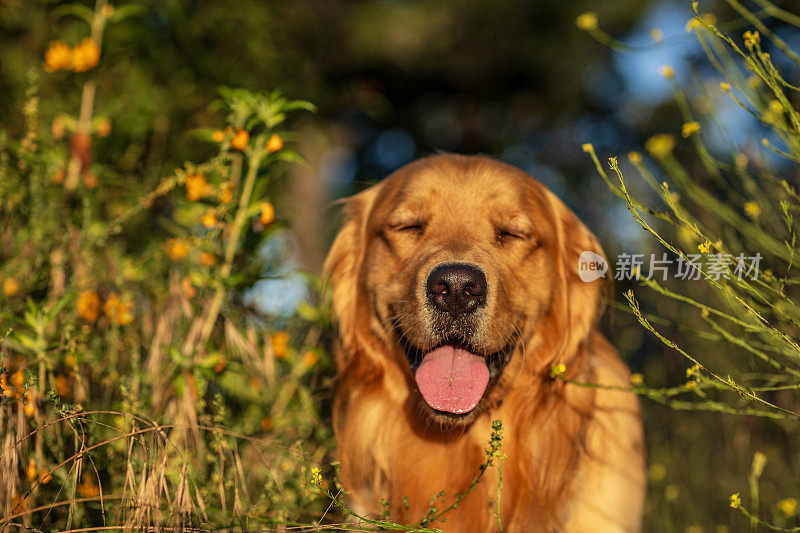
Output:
77,291,101,322
101,4,114,17
267,133,284,153
165,238,189,261
185,173,211,201
768,100,784,114
202,210,218,228
720,82,731,92
575,12,598,31
698,241,712,254
730,492,741,509
645,134,676,158
310,466,323,487
212,129,225,142
3,278,19,297
659,65,675,79
779,498,798,518
686,18,702,32
684,380,697,390
734,153,748,169
581,143,594,153
199,252,218,266
104,293,134,326
26,459,37,482
302,350,319,368
549,362,566,378
650,28,663,43
681,121,701,138
44,40,73,72
630,373,644,385
96,117,112,137
219,183,233,204
627,151,642,164
71,38,100,72
272,331,290,358
685,364,700,378
260,202,275,226
231,128,249,151
743,30,760,49
181,275,196,299
747,75,760,89
744,201,761,218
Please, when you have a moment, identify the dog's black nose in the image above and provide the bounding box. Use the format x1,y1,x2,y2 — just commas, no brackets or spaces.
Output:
426,263,487,316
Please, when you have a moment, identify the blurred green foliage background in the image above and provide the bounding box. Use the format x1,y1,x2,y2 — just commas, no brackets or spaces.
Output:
3,0,800,531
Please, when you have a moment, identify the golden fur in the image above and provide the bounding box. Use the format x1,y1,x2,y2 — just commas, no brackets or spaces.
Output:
324,154,645,532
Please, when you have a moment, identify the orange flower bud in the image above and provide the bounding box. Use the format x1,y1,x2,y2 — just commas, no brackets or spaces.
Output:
165,238,189,261
71,38,100,72
260,202,275,226
3,278,19,297
44,41,73,72
199,252,218,266
185,173,210,201
272,331,289,358
212,129,225,142
266,134,283,153
230,128,249,151
83,173,99,189
201,210,217,228
96,117,112,137
77,291,101,322
302,350,319,368
104,293,134,326
26,459,37,481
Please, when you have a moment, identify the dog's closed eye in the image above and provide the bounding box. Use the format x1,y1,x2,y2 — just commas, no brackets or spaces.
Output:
495,227,527,243
388,219,427,236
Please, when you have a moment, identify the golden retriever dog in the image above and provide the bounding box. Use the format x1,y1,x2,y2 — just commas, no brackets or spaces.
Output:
324,154,645,532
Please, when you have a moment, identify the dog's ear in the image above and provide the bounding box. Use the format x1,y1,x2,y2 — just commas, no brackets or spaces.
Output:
323,184,382,365
545,190,608,364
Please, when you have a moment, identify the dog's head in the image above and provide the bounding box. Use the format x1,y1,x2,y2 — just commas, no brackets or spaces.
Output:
325,154,606,426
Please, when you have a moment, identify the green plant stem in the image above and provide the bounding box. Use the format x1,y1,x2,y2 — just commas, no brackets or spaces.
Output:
199,150,261,344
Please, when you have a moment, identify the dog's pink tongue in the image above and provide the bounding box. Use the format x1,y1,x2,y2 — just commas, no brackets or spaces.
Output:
414,345,489,414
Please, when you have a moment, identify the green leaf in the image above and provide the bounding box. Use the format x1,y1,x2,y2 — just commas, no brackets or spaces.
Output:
109,4,146,23
52,3,94,25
